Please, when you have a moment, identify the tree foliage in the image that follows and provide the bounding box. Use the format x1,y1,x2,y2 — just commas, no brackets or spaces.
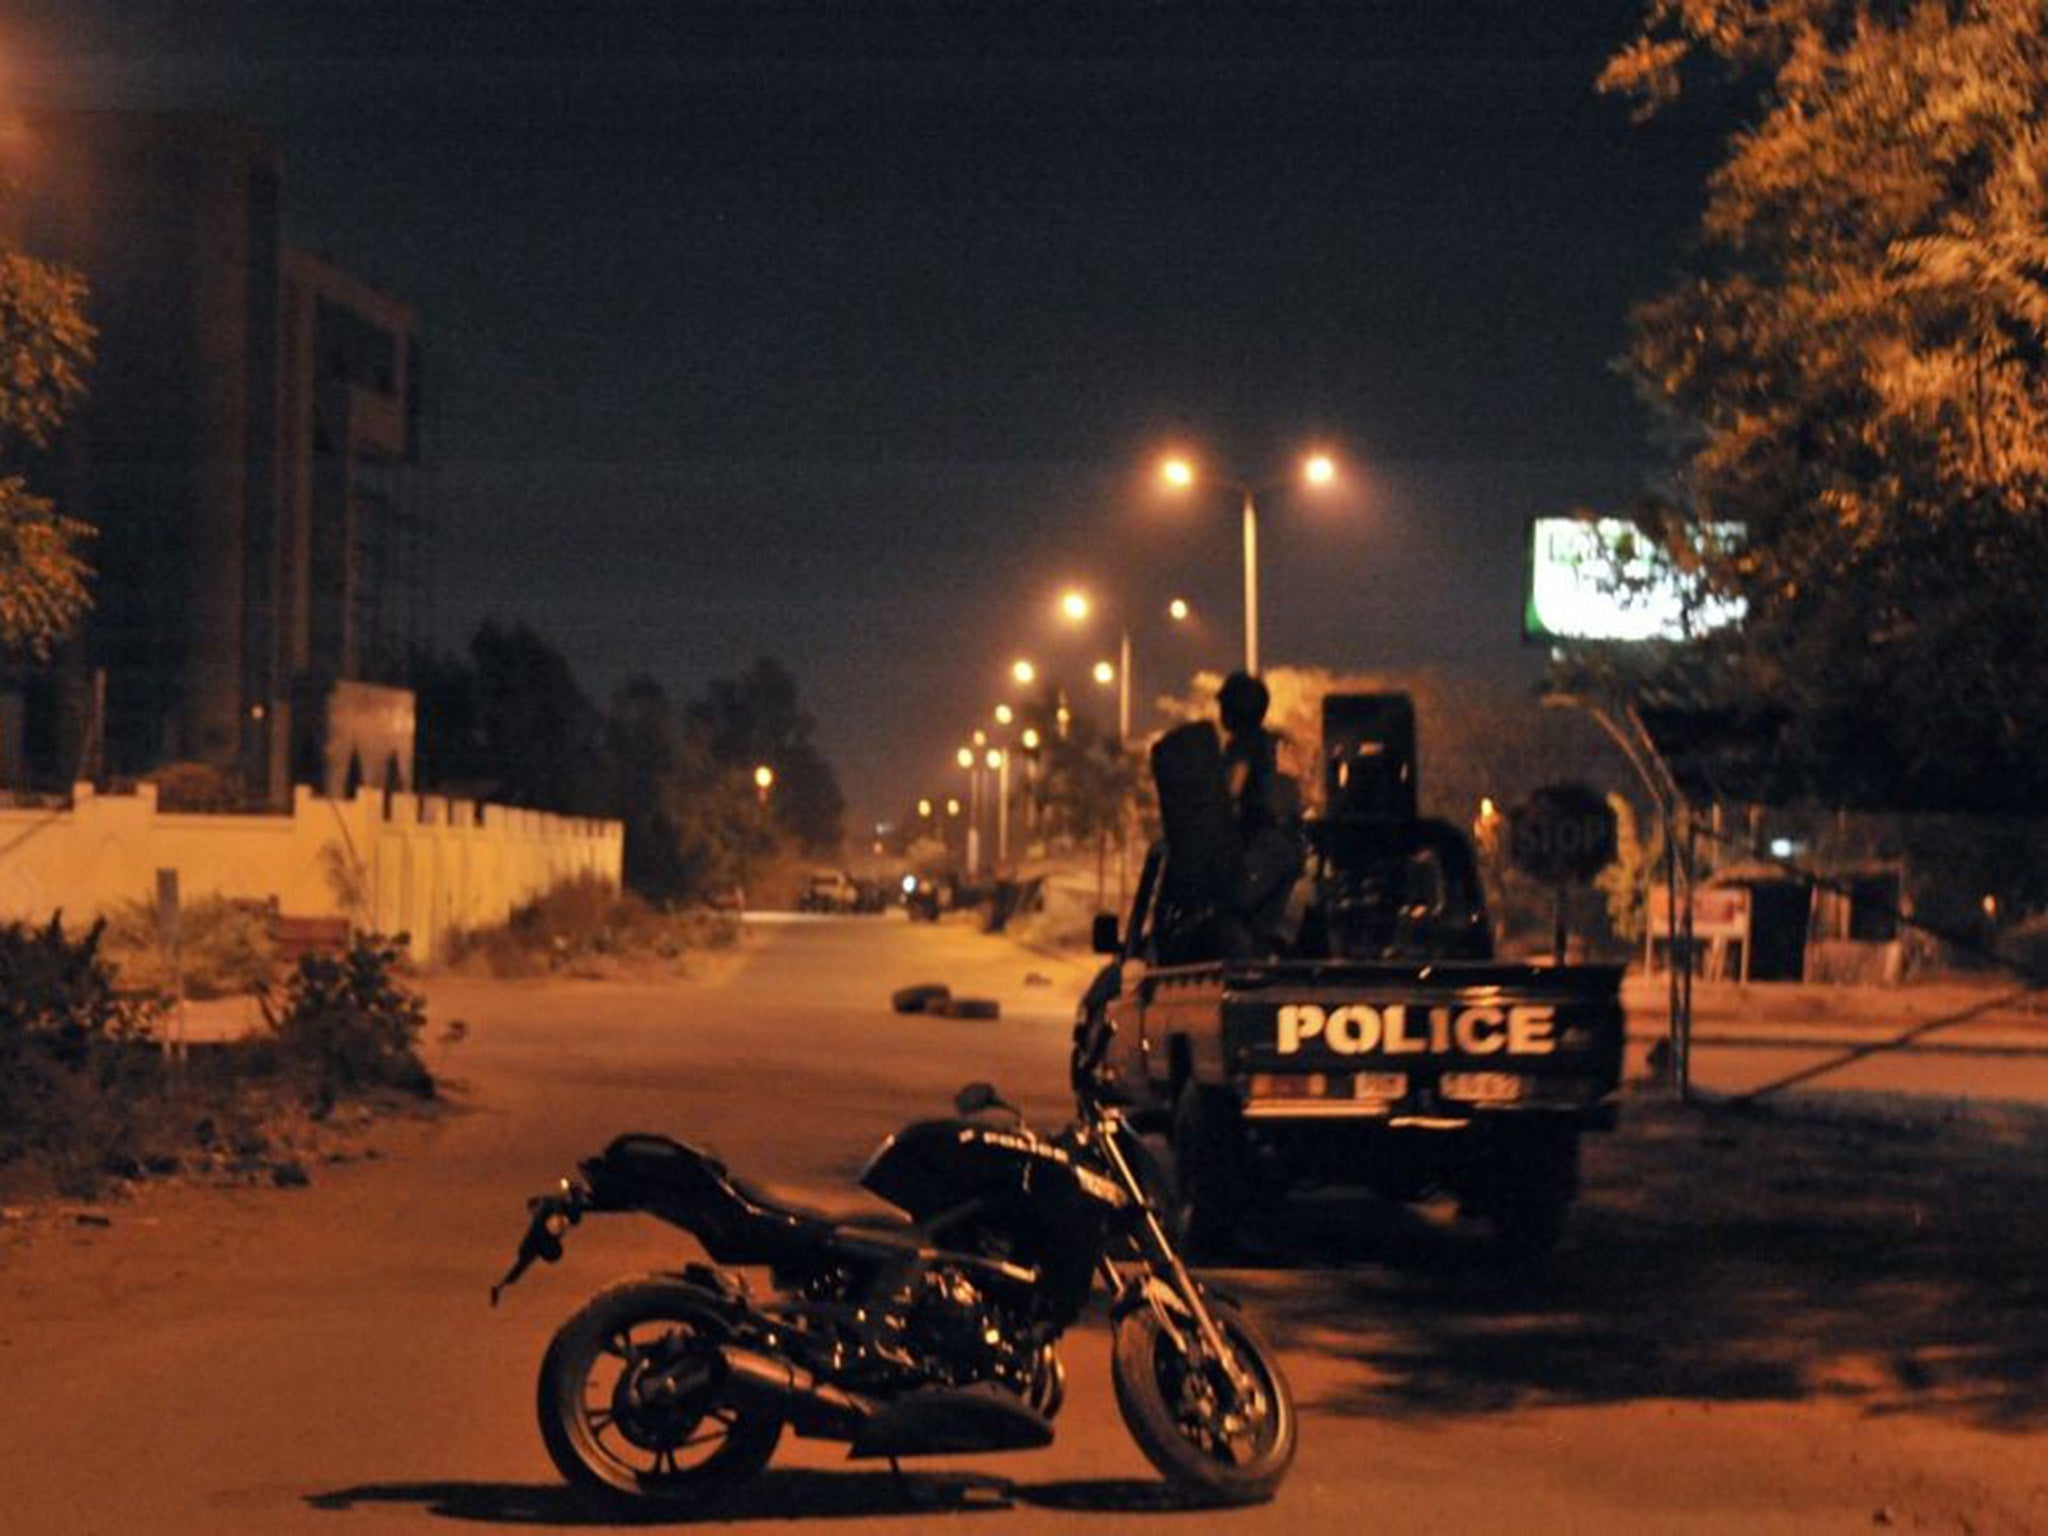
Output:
414,637,846,902
1158,666,1634,830
685,656,845,858
0,217,96,653
1599,0,2048,808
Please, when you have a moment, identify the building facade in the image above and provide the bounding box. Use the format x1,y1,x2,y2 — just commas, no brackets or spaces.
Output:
6,112,425,803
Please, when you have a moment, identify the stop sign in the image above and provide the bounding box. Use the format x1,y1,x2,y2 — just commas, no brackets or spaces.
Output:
1509,783,1619,886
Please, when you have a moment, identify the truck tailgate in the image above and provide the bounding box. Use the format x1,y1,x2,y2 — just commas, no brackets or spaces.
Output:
1214,962,1625,1119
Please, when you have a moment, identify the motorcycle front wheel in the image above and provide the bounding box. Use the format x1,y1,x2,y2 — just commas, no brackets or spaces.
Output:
1111,1296,1297,1505
536,1278,781,1508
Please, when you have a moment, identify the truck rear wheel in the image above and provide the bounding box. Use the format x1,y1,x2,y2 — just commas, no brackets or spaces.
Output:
1171,1085,1249,1259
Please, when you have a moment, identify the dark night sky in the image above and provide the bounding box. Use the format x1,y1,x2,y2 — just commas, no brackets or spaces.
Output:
5,2,1726,827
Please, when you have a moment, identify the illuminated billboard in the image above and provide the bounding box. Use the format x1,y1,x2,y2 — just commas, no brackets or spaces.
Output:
1524,516,1744,643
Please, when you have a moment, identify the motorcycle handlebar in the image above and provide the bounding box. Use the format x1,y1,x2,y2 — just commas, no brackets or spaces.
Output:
489,1184,589,1306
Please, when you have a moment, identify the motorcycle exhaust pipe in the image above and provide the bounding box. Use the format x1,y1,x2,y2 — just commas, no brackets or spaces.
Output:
715,1345,874,1439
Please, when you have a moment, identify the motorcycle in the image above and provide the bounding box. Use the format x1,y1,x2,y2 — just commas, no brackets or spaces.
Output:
490,1004,1296,1509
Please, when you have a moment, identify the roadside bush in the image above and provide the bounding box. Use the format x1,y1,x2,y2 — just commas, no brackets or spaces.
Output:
0,916,167,1189
101,893,279,999
1997,913,2048,985
150,760,245,812
264,934,434,1105
450,875,739,977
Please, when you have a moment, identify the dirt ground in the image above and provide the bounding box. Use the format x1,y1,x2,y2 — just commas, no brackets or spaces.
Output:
5,925,2048,1533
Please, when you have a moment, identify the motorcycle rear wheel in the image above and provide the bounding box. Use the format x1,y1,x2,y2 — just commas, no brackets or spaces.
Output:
537,1278,781,1508
1111,1296,1296,1505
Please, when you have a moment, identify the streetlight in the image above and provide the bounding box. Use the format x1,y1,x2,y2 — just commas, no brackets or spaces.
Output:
986,747,1010,868
752,764,775,804
1159,448,1340,674
993,703,1014,725
957,746,985,876
1011,658,1037,686
1057,587,1194,745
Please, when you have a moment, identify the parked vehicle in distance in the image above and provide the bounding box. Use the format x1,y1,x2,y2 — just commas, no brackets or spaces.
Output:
799,870,859,913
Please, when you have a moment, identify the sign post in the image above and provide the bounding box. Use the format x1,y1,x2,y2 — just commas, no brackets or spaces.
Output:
155,868,183,1062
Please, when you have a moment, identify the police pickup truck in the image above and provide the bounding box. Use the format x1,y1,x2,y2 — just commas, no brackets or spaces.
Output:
1074,698,1626,1260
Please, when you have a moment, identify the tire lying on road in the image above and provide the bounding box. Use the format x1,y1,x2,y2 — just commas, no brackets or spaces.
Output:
890,983,952,1014
931,996,1001,1021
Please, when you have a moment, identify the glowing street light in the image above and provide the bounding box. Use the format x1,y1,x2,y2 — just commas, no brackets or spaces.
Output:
1058,590,1193,744
917,797,933,818
1020,727,1041,750
1012,658,1037,686
1159,448,1341,673
993,703,1014,725
956,746,975,769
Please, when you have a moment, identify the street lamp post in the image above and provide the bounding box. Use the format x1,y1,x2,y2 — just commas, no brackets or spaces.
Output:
987,747,1009,868
1240,487,1259,675
1162,450,1337,674
956,746,982,878
1058,589,1189,747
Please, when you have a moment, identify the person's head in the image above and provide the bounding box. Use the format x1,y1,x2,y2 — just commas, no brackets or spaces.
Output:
1218,671,1270,736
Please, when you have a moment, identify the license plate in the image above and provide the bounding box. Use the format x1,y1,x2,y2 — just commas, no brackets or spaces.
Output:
1439,1072,1525,1104
1246,1071,1408,1103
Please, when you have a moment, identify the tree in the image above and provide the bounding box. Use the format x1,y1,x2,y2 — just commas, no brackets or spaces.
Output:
1159,666,1633,830
0,205,96,653
601,676,692,899
1597,0,2048,809
684,657,845,857
426,623,605,814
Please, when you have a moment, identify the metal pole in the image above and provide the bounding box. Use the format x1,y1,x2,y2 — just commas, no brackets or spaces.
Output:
1241,489,1259,674
1118,627,1132,745
1679,815,1697,1102
966,764,983,878
996,752,1010,868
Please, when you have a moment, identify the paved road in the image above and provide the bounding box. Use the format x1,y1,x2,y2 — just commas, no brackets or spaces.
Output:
3,916,2044,1534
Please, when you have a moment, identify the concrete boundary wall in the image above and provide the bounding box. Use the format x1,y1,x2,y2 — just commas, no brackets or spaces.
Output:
0,783,623,961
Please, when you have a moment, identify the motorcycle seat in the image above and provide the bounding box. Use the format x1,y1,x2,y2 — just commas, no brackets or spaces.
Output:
726,1174,916,1235
591,1134,915,1265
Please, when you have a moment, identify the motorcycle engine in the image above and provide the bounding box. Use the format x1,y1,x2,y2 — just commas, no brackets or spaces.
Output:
907,1267,1001,1373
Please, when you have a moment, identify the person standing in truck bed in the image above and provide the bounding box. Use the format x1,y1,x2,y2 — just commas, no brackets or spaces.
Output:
1217,671,1307,954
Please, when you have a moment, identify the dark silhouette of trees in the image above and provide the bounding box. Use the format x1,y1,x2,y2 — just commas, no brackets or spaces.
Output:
415,637,845,901
1595,0,2048,809
685,656,845,858
415,623,606,814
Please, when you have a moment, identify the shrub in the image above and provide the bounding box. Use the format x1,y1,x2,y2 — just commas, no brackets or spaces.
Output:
265,934,434,1105
450,875,739,977
151,760,245,812
0,916,166,1183
101,893,280,999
